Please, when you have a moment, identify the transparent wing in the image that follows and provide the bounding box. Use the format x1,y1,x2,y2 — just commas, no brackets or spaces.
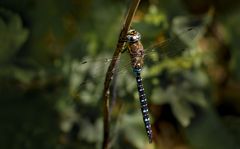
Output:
70,26,200,99
69,52,133,95
143,26,200,62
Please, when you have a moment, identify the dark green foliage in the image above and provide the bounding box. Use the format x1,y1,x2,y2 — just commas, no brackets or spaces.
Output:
0,0,240,149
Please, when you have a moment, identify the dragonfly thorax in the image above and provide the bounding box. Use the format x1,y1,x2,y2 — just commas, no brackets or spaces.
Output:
126,29,145,71
126,29,141,43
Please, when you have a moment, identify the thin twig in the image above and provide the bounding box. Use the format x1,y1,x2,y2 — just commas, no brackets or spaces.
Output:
102,0,141,149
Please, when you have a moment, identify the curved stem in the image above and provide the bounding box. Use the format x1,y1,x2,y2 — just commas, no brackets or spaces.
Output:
102,0,141,149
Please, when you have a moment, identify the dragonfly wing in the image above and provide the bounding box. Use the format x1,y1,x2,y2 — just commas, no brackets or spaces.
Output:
72,52,132,93
144,26,200,62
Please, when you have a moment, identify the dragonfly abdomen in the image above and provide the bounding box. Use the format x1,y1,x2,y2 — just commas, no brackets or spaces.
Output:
134,68,153,143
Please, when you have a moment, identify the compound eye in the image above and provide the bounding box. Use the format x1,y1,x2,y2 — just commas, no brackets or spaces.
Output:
126,35,133,42
126,29,141,43
129,36,135,42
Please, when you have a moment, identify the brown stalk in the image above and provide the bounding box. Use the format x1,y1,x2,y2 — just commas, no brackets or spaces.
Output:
102,0,141,149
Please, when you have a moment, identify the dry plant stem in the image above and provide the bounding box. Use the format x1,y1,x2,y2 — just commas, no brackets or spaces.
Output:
102,0,141,149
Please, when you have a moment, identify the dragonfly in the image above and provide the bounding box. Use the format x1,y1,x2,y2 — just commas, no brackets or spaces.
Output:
125,29,153,143
75,26,200,143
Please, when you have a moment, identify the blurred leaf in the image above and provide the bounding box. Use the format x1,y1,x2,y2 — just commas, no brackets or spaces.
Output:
170,92,195,127
185,107,240,149
144,5,167,26
0,8,28,63
151,69,209,127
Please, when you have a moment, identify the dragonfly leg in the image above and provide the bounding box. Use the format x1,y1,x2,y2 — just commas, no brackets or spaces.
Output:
121,47,128,53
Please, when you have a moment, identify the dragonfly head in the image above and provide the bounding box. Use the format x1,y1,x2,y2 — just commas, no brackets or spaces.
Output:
126,29,141,43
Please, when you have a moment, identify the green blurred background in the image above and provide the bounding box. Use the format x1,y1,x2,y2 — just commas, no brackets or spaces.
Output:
0,0,240,149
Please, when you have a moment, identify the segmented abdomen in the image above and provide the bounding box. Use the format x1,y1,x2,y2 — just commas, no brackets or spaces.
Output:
134,69,153,143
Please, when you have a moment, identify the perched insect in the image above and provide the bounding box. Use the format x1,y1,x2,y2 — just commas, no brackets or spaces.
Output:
124,29,153,142
74,25,200,143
